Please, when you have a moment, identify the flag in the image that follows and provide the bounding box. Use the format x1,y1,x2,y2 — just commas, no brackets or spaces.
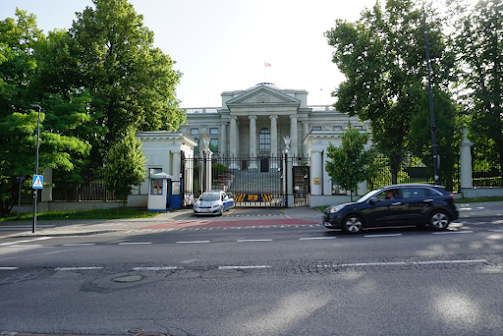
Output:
264,61,272,67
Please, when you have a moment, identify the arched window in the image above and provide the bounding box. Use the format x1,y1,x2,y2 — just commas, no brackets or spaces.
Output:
259,128,270,151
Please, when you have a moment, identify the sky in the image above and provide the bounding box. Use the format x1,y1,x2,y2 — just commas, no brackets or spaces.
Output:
1,0,461,108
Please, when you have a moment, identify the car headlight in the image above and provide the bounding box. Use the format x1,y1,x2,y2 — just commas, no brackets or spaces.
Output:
330,205,344,213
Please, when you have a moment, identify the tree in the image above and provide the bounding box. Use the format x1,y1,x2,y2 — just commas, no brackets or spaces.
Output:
0,10,91,217
103,129,146,205
325,0,454,184
455,0,503,179
409,88,460,190
325,127,377,201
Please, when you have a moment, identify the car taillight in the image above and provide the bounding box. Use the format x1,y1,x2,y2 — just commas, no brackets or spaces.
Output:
450,194,455,201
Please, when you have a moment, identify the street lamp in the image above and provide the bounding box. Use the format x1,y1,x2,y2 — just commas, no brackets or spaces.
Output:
30,104,42,233
422,3,440,186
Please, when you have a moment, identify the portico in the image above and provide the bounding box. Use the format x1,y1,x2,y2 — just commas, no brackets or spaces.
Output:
180,82,365,167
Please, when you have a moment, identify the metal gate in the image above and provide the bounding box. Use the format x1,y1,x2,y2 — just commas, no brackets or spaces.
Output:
181,154,309,208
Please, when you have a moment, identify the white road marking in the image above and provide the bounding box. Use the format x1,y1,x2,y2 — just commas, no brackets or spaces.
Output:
218,265,271,270
237,239,273,243
63,243,96,246
0,237,52,247
0,267,19,270
118,242,152,245
432,231,474,235
415,259,487,264
333,259,487,268
55,267,103,271
299,237,337,240
176,240,210,244
340,262,408,267
364,234,403,238
132,267,178,271
8,244,45,248
489,229,503,232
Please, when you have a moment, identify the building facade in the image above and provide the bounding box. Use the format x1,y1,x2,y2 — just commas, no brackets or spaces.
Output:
179,82,367,163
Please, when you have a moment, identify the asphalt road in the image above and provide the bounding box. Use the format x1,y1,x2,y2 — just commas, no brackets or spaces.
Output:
1,212,503,335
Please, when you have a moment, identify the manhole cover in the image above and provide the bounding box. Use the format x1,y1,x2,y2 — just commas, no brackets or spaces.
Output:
112,275,144,283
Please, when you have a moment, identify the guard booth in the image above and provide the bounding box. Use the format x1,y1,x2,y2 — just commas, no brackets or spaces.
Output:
147,173,182,211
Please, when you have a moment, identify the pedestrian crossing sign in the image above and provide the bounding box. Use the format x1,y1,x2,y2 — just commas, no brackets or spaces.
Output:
32,175,43,189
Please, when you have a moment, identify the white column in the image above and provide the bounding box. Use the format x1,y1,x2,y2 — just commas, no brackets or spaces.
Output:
302,121,309,157
221,122,227,157
248,115,258,170
172,151,181,181
311,151,322,195
460,129,473,189
270,115,278,156
290,115,298,158
229,116,239,169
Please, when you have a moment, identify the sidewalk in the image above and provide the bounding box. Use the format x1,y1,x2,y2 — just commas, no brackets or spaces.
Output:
1,202,502,238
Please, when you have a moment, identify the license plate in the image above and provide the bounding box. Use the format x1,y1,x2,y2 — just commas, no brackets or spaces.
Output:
199,209,209,213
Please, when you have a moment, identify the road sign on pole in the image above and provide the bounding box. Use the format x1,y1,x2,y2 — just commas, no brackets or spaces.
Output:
32,175,43,189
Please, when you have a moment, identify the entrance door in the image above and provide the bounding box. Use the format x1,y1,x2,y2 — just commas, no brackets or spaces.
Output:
260,157,269,172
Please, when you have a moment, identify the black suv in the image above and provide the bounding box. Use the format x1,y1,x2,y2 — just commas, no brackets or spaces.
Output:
323,184,459,234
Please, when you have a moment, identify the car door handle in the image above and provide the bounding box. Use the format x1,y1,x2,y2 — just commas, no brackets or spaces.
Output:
391,202,402,206
423,199,433,203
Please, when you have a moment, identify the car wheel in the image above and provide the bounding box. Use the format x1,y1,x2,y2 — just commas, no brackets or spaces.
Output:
342,215,364,234
429,211,450,230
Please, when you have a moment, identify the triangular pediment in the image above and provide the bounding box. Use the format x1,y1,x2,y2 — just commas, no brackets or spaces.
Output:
226,85,301,107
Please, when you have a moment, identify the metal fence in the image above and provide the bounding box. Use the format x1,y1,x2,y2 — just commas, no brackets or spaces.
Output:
182,154,310,208
52,180,117,202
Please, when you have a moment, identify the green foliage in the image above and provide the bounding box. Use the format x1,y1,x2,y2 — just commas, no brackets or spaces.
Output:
325,0,454,183
409,88,460,190
0,10,89,216
103,129,146,202
367,157,411,190
454,0,503,179
212,163,228,176
325,128,378,199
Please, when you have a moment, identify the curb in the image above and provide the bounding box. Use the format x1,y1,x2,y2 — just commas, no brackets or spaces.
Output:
2,230,124,239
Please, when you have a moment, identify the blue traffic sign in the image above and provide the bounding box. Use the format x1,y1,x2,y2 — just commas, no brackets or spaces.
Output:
32,175,43,189
17,175,26,182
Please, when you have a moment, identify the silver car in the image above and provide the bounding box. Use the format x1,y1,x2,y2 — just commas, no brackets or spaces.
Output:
193,191,234,216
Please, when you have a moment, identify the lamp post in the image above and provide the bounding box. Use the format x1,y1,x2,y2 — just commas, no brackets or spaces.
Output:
30,104,42,233
422,2,440,186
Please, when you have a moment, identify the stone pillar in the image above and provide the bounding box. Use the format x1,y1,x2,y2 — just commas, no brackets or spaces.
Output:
303,121,309,157
311,151,322,196
202,143,213,192
248,115,258,171
221,122,227,157
172,151,181,181
41,167,52,202
460,129,473,189
290,115,298,159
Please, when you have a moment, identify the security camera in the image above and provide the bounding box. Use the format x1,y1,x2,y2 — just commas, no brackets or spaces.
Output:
277,167,282,172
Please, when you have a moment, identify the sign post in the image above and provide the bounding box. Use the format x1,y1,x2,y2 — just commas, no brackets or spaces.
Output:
30,104,42,233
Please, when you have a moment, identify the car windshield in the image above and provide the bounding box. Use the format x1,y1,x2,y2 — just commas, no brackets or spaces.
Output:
199,193,219,201
356,188,383,203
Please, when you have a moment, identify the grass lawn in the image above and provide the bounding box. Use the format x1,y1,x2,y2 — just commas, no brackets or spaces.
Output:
1,207,160,222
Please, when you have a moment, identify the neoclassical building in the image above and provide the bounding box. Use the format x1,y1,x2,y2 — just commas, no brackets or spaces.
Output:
179,82,366,163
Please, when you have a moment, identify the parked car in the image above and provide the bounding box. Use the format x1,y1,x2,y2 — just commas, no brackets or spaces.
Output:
323,184,459,234
193,191,234,216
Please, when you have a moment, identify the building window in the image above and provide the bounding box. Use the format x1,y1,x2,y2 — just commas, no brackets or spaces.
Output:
210,139,218,152
149,168,162,177
209,128,218,135
259,128,270,151
151,179,163,195
194,139,199,152
333,126,342,130
190,128,199,135
312,126,321,131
